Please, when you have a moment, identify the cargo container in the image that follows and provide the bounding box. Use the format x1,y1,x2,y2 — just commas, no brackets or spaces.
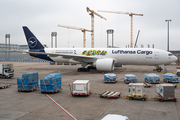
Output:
104,73,116,83
155,84,177,102
156,84,175,98
129,83,144,97
163,73,179,83
72,80,90,96
144,73,160,83
127,83,147,101
0,64,14,78
124,74,137,84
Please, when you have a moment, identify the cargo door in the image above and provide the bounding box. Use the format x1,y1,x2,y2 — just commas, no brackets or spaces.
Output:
135,86,143,96
155,52,159,59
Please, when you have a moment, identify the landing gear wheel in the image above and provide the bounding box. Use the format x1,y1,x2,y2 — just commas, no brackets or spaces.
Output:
77,68,90,72
157,67,163,72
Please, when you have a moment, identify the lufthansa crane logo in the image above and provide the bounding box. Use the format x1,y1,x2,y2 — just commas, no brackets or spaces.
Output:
28,37,37,48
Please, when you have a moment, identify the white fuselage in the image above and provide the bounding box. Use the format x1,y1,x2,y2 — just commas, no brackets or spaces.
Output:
44,48,177,66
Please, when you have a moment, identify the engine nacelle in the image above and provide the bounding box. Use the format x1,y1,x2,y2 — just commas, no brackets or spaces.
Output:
93,59,115,71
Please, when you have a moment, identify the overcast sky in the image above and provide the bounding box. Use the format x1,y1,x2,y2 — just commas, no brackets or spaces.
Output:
0,0,179,50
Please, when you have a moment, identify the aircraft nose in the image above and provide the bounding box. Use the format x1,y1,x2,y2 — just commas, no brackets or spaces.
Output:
175,56,178,61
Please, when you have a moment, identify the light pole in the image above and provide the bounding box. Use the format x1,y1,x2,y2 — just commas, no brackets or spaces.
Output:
165,19,171,51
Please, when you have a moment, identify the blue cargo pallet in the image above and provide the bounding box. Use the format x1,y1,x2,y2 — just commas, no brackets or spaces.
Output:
17,72,39,91
124,74,137,84
40,73,62,93
144,73,160,83
163,73,179,83
104,73,116,83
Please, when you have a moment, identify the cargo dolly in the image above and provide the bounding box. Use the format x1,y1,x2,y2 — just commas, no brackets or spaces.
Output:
124,80,137,84
0,84,11,89
153,95,178,102
143,82,152,87
99,91,121,98
126,94,148,101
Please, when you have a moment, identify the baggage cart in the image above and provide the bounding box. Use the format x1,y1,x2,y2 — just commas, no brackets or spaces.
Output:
126,94,148,101
99,91,121,98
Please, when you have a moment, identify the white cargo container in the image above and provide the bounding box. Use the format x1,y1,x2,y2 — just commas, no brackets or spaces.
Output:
129,83,145,97
72,80,90,96
155,84,175,98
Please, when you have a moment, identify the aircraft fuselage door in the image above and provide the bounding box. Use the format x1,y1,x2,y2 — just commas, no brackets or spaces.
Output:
155,52,159,59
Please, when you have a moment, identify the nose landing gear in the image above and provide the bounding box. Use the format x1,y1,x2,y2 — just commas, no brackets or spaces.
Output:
153,66,163,72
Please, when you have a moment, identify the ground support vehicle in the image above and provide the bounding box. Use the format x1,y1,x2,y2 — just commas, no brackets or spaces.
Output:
99,91,121,98
126,94,148,101
0,64,14,78
0,84,11,89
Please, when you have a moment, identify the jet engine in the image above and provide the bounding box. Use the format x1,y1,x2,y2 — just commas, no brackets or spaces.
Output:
93,58,115,71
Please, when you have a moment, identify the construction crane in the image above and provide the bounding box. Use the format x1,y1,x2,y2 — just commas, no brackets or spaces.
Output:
86,7,107,48
98,10,143,48
58,25,92,48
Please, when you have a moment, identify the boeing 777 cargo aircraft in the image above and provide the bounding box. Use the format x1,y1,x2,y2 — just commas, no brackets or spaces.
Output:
23,26,177,72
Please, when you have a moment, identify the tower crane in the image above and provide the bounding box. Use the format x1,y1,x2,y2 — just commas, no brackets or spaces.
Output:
98,10,143,48
86,7,107,48
58,25,92,48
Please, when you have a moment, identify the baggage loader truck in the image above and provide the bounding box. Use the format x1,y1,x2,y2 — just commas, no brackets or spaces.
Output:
0,64,14,78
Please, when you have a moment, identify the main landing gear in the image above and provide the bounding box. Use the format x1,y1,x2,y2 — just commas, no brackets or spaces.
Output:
77,66,96,72
77,68,90,72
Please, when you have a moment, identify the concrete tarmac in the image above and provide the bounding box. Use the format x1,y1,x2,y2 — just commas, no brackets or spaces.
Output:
0,62,179,120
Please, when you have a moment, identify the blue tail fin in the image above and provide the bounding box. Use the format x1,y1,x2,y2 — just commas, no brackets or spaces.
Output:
23,26,44,50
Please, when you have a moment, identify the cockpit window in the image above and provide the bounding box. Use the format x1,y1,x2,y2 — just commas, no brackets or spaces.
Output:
168,54,173,56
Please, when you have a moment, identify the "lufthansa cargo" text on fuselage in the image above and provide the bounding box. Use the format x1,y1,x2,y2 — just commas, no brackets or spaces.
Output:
112,50,153,55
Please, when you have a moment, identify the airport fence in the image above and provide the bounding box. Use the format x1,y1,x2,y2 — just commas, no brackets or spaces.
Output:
0,58,49,62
